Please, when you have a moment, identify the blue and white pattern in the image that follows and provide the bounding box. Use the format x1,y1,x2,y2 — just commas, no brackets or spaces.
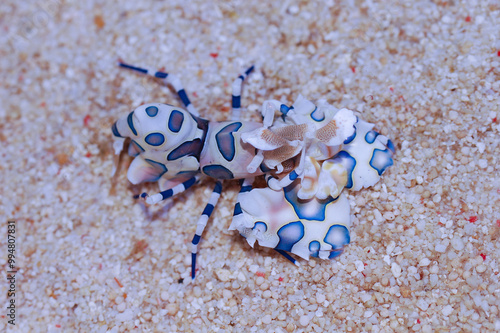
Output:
112,61,395,279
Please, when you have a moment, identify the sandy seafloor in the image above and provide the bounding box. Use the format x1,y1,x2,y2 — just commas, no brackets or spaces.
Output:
1,0,500,332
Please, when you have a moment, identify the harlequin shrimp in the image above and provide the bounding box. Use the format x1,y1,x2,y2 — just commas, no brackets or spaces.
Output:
111,62,395,279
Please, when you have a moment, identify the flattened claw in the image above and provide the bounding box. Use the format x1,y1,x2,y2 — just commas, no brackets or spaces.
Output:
231,178,351,261
336,119,395,191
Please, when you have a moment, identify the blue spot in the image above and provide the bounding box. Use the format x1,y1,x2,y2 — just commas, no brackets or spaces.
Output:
233,202,242,216
387,139,395,153
145,106,158,117
178,89,190,107
252,222,267,233
276,221,305,252
324,225,350,258
309,241,321,258
289,170,298,180
145,133,165,146
202,204,214,216
168,110,184,132
144,159,168,178
167,139,203,160
343,127,356,144
202,165,234,179
365,130,379,144
127,111,137,136
232,95,241,108
284,182,335,221
111,122,122,137
166,115,207,161
369,149,394,176
331,151,356,189
310,106,325,122
215,122,242,162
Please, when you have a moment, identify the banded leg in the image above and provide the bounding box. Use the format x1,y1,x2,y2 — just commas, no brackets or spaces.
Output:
191,181,223,280
137,175,201,204
232,176,253,218
119,61,199,116
230,65,255,121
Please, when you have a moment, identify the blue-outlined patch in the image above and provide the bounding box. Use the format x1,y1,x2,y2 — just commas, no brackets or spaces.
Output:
202,165,235,179
111,122,122,137
309,240,321,258
387,139,395,153
324,225,350,258
369,148,394,176
167,139,203,160
168,110,184,133
145,158,168,178
144,133,165,146
310,106,325,122
276,221,305,252
252,222,268,233
127,111,137,136
328,249,344,259
365,130,379,144
331,151,356,189
284,181,336,221
215,122,242,162
145,106,158,117
343,126,356,144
